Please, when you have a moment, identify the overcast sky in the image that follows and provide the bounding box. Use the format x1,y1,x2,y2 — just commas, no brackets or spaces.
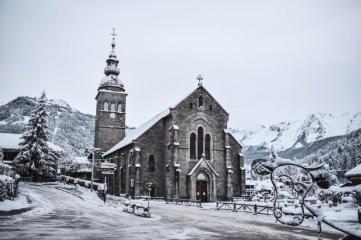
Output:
0,0,360,129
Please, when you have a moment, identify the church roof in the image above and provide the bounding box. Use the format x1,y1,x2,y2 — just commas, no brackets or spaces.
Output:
103,109,171,156
224,129,244,148
172,85,229,115
103,85,240,157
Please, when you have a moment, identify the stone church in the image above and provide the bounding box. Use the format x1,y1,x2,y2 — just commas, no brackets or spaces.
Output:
94,34,246,202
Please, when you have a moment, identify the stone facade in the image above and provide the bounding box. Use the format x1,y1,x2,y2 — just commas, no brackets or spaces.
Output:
94,88,127,151
98,85,246,201
94,34,245,201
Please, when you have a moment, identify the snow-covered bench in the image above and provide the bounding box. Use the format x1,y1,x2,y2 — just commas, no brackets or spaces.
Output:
123,202,151,218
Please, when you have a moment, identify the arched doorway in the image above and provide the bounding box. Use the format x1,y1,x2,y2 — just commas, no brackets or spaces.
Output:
196,173,208,202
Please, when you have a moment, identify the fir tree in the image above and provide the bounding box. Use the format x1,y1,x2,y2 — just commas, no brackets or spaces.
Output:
0,146,3,164
14,91,59,181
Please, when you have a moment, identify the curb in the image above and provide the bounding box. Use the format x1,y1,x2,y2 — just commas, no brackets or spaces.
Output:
0,207,33,216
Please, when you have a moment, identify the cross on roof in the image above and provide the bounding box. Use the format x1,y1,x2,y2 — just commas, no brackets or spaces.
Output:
110,28,117,49
111,28,117,38
197,74,203,87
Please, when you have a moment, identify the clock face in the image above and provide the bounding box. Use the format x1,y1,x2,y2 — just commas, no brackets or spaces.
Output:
110,113,116,119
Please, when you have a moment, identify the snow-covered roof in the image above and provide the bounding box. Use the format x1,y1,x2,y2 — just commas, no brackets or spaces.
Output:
345,164,361,177
74,157,90,165
224,129,244,148
98,89,127,95
100,75,123,88
48,142,63,152
329,184,361,193
0,133,63,152
103,85,233,157
103,109,170,156
0,133,22,149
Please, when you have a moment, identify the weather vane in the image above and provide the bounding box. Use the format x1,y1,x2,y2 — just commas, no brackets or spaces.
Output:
197,74,203,87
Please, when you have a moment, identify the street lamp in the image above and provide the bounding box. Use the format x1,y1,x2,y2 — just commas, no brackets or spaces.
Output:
146,181,153,209
90,147,101,191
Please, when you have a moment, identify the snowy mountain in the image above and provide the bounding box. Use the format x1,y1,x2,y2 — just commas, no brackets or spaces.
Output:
0,96,95,156
280,128,361,172
230,110,361,162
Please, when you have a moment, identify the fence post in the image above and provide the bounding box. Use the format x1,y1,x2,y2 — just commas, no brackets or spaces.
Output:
233,202,236,212
254,204,258,215
216,201,219,209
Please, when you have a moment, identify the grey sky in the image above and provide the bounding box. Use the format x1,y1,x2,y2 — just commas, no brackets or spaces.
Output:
0,0,360,129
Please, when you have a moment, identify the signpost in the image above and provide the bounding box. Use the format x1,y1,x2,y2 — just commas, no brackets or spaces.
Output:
146,181,153,209
100,161,116,204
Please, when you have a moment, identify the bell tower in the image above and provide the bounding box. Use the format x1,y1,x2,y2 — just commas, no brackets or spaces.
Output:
94,29,127,151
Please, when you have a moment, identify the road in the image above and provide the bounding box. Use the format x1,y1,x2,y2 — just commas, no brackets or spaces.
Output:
0,183,344,240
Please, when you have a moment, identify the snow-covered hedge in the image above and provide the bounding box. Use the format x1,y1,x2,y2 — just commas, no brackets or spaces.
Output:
60,175,103,190
0,175,15,201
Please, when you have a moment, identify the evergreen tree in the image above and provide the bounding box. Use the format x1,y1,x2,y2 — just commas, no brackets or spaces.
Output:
0,146,3,164
14,91,59,181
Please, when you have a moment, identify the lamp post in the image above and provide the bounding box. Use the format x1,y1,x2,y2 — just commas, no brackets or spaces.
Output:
91,148,101,191
146,181,153,209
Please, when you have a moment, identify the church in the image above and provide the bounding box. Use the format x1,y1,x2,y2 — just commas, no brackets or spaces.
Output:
93,32,246,202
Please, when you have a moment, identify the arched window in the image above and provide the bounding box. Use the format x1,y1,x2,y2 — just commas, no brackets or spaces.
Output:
205,134,211,160
209,105,212,111
103,102,109,111
199,96,203,107
189,102,193,109
110,103,116,112
190,133,196,159
197,127,204,159
117,103,122,112
148,155,155,172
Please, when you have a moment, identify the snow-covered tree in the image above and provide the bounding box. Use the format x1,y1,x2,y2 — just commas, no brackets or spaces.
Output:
0,147,3,163
14,91,59,181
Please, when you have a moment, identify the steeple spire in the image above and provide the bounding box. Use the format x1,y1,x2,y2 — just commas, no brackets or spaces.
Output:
110,28,117,55
99,28,123,90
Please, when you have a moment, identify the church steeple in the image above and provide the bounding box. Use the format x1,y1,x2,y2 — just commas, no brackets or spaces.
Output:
94,28,127,151
100,28,124,90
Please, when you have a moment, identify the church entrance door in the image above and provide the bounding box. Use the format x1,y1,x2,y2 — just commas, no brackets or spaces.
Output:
196,180,207,202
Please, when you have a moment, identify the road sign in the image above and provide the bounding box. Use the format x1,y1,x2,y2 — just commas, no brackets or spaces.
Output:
102,170,115,175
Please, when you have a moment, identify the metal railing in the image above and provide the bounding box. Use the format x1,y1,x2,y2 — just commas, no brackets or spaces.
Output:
216,202,273,215
166,198,202,208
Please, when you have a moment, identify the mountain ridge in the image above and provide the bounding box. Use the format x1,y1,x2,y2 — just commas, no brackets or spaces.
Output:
0,96,95,156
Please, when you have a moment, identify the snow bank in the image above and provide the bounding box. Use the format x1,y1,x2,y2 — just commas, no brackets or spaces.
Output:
0,194,30,212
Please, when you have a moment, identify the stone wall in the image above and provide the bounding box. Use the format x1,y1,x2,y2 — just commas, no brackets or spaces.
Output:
101,86,245,201
94,90,127,151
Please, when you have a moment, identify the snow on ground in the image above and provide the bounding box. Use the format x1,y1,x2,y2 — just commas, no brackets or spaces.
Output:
0,195,30,212
0,183,347,240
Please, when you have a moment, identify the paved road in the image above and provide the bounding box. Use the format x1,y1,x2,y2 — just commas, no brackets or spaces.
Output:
0,183,344,240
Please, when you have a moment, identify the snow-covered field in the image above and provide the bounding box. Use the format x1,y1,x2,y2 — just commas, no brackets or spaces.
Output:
0,182,345,240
